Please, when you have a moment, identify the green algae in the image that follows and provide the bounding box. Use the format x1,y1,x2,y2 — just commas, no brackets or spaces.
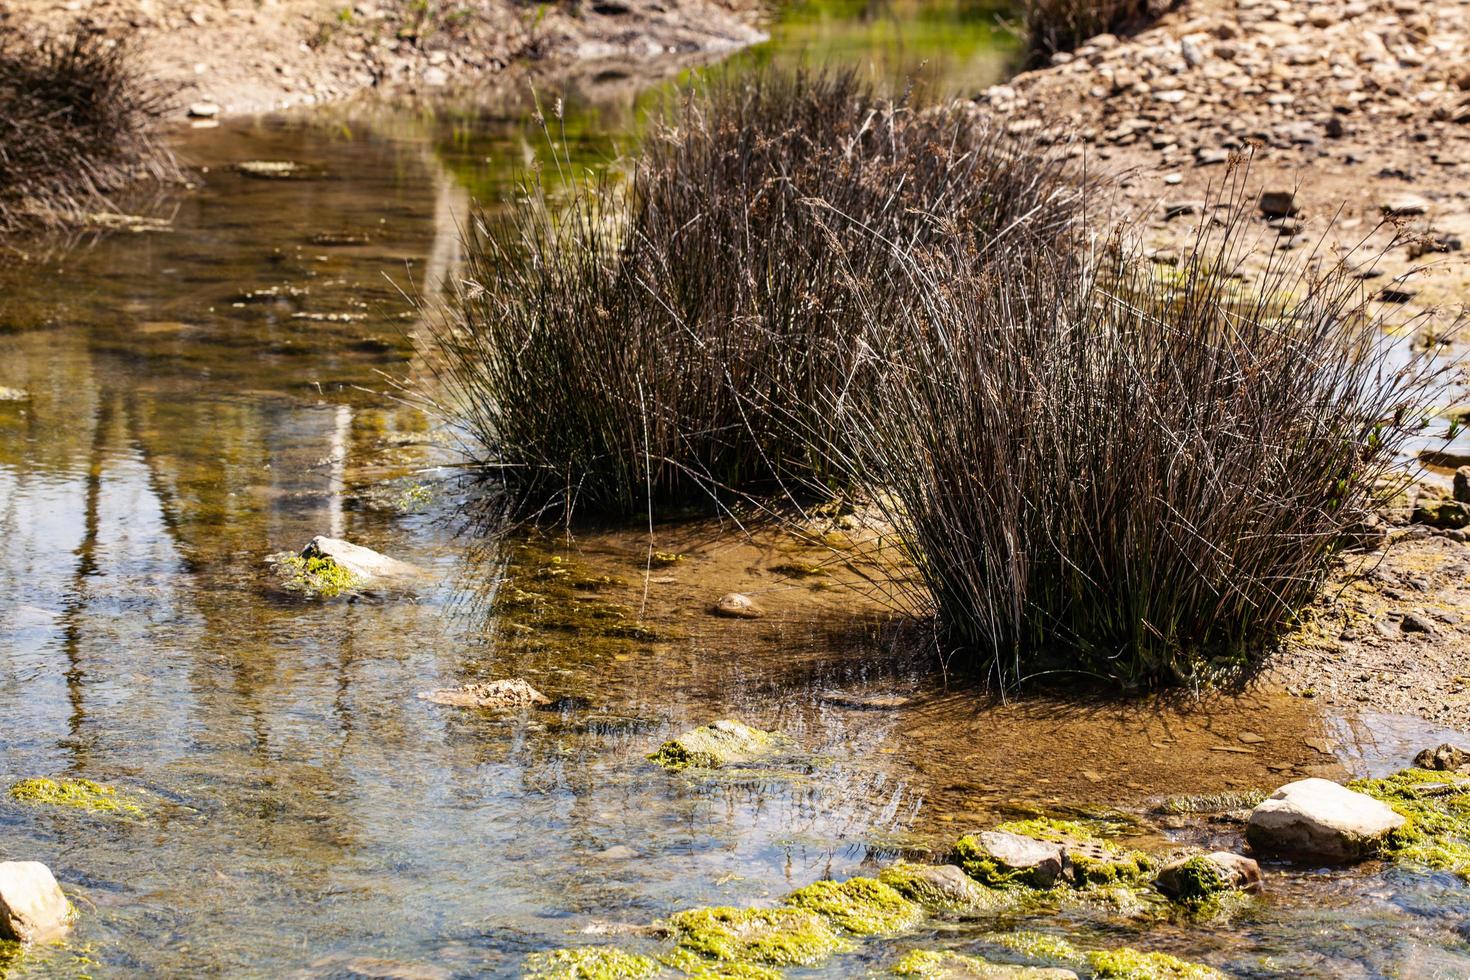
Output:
893,949,1072,978
783,877,921,934
993,818,1102,843
980,934,1221,979
9,777,142,816
1068,847,1155,888
667,907,849,968
522,947,660,979
1160,857,1229,902
1157,791,1268,816
648,552,686,567
271,553,361,598
1086,948,1223,980
649,720,797,772
658,947,782,979
1348,768,1470,876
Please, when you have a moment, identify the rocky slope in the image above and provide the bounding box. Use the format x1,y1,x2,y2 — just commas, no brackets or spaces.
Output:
7,0,765,117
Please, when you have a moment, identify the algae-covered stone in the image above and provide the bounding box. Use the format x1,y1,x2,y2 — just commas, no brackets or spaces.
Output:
1247,778,1404,862
1154,853,1260,901
893,949,1078,978
416,679,550,709
668,906,849,967
0,862,72,944
1085,948,1224,979
267,553,363,599
954,832,1067,889
8,777,142,816
657,947,781,979
878,863,991,911
522,946,659,979
783,876,921,934
649,720,797,771
1348,767,1470,875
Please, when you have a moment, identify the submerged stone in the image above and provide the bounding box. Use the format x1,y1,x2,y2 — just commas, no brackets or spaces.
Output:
877,862,991,912
893,949,1078,978
1247,778,1405,862
649,720,797,771
8,777,142,816
954,831,1067,889
667,906,849,967
301,536,424,583
0,862,72,944
416,679,550,709
783,876,921,934
522,946,659,980
1153,853,1261,901
712,593,763,619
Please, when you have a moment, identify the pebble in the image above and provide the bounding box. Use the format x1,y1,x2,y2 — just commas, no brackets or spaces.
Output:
712,592,764,619
187,101,220,118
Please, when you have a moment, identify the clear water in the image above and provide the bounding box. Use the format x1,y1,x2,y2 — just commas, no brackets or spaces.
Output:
1,4,1468,978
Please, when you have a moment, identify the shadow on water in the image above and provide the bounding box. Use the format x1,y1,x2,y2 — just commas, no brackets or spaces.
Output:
1,2,1469,977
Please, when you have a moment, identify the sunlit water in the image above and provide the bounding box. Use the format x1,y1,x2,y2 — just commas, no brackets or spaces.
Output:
2,3,1468,977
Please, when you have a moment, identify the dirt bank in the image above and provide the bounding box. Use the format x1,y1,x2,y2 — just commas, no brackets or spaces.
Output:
976,0,1470,729
6,0,765,117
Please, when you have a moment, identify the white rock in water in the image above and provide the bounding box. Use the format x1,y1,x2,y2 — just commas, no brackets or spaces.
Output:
0,861,72,944
1246,778,1405,862
301,536,423,583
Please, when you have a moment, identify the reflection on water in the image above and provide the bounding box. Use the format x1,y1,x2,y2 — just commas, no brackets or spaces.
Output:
1,4,1468,977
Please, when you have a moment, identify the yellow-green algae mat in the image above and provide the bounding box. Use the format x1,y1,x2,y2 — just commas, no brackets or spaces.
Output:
8,777,143,816
1349,767,1470,875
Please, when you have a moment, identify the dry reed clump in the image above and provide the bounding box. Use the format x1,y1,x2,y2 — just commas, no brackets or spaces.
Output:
0,29,177,233
821,200,1443,688
1020,0,1175,61
421,69,1083,518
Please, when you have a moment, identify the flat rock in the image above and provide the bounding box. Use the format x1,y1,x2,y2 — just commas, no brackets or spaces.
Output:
649,718,796,770
416,679,549,708
302,536,424,583
1246,778,1405,862
1381,193,1430,216
878,862,990,910
0,861,72,944
712,592,764,619
1259,190,1299,217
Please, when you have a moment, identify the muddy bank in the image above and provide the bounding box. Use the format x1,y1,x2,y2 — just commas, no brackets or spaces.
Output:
6,0,765,118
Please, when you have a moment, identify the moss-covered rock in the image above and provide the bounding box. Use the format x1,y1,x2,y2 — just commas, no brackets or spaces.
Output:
267,553,362,599
8,777,142,816
783,877,921,934
1153,852,1260,905
649,720,797,772
1086,948,1223,979
522,946,660,979
953,832,1068,889
1348,767,1470,876
878,863,993,912
667,906,849,968
658,947,781,979
893,949,1078,978
1156,790,1267,816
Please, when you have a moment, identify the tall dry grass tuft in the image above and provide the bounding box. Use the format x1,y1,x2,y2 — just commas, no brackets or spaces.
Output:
820,198,1444,688
422,69,1083,518
0,29,177,232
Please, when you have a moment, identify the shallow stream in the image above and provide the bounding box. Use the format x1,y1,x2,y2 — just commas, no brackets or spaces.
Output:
2,2,1469,977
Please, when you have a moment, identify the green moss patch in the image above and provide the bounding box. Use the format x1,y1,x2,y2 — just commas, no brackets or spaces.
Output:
9,777,142,815
894,949,1076,977
658,947,781,979
668,906,849,967
784,877,922,934
993,818,1101,843
1348,768,1470,875
1156,791,1267,816
523,947,660,979
952,835,1055,890
983,931,1085,967
270,553,362,598
649,720,798,772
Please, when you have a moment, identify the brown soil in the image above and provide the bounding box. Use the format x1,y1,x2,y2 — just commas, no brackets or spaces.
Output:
981,0,1470,730
6,0,765,117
